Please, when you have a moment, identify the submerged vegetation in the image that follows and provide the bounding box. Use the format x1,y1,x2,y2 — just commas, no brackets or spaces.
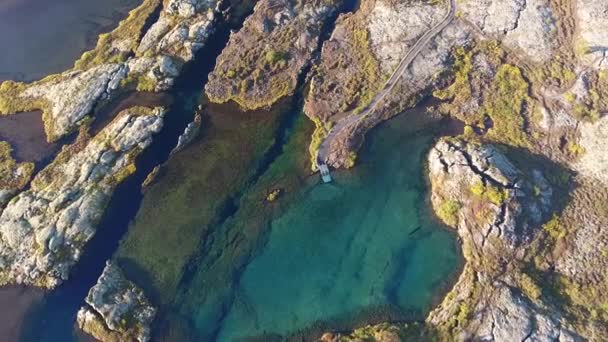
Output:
116,104,283,304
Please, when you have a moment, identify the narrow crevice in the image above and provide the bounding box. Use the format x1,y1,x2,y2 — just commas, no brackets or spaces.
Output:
444,140,515,189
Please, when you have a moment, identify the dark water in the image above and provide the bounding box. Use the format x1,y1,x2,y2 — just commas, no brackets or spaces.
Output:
0,111,59,164
0,286,44,342
0,0,141,82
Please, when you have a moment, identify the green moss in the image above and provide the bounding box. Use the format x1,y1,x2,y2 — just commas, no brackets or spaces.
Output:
484,64,531,148
308,116,332,171
517,271,542,300
434,47,473,106
74,0,162,69
120,74,157,92
265,189,281,202
543,214,565,240
565,140,585,157
0,141,35,190
437,200,461,226
456,303,470,326
0,80,50,118
435,43,532,148
350,28,384,114
345,151,357,168
135,76,157,92
470,180,508,206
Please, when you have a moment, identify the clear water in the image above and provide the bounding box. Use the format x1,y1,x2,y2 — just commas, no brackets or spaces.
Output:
187,113,461,341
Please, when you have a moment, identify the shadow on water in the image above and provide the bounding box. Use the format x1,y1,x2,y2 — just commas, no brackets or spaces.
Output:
18,3,253,341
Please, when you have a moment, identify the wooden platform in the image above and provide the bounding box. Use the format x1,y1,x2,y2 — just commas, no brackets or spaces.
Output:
318,163,332,183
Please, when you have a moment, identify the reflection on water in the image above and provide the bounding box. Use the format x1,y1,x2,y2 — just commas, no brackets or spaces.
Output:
0,0,141,82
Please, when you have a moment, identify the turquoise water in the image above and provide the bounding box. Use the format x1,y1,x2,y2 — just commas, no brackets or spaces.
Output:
195,114,461,340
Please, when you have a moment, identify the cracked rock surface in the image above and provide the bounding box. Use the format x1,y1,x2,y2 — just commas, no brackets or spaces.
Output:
428,138,552,250
424,138,579,341
0,107,164,288
575,115,608,185
460,0,557,62
21,64,128,142
205,0,343,110
77,261,156,342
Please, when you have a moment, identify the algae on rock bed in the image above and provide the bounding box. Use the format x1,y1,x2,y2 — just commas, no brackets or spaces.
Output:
114,101,286,305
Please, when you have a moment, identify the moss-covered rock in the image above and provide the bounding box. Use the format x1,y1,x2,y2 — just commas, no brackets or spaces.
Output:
77,261,156,342
0,106,165,288
0,141,34,207
205,0,344,110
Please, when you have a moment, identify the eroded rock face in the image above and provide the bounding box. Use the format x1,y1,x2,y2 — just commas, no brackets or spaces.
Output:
205,0,343,109
0,107,164,288
425,138,578,340
460,0,556,62
462,284,580,342
21,64,128,142
577,0,608,69
137,0,217,65
428,138,552,250
367,0,445,73
77,262,156,342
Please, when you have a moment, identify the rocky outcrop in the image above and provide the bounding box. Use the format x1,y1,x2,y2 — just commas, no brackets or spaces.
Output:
0,107,164,288
576,0,608,69
205,0,343,109
0,141,34,208
77,261,156,342
20,64,128,142
170,112,202,155
428,138,552,250
424,138,578,340
460,0,557,62
305,0,469,168
0,0,218,142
